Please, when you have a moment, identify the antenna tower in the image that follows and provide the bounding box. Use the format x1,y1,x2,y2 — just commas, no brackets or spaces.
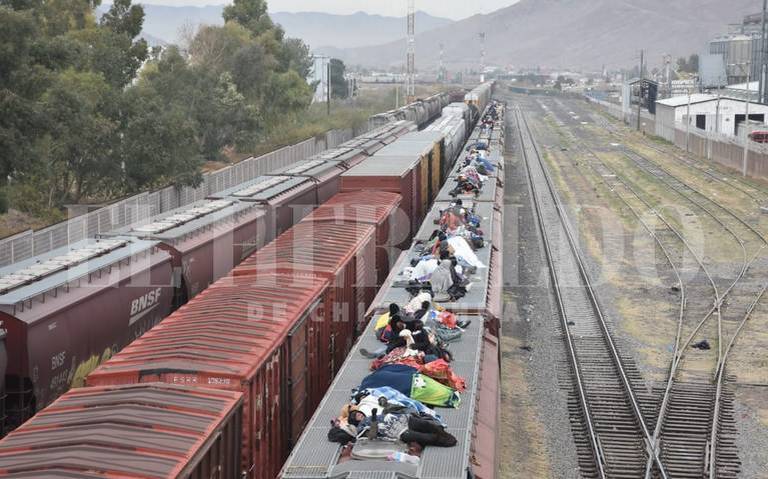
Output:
439,42,446,83
406,0,416,102
479,32,486,82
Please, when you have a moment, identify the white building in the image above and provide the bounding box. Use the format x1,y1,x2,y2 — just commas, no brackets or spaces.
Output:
309,55,331,104
655,94,768,141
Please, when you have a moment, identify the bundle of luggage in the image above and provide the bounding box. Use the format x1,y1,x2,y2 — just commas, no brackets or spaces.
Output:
327,299,471,462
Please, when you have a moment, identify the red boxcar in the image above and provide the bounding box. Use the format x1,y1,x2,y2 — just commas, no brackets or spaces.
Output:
104,199,269,303
301,191,408,288
0,238,176,431
88,218,381,479
208,175,318,237
233,220,377,372
87,273,329,479
341,156,421,236
0,383,244,479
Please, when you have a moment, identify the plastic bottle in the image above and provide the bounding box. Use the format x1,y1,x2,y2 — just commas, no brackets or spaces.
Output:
387,452,420,465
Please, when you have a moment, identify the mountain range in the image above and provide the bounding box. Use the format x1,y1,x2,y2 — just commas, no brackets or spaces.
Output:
320,0,760,70
98,4,453,50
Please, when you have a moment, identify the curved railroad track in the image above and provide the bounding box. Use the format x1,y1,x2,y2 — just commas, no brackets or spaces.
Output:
514,104,668,478
536,96,768,478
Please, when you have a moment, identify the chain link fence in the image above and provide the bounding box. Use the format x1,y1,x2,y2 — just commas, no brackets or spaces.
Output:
0,128,360,267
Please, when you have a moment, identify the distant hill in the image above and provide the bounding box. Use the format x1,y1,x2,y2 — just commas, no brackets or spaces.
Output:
97,4,452,49
270,11,453,49
326,0,760,70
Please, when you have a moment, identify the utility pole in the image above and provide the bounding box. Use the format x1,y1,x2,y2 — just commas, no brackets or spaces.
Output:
743,61,752,176
479,32,486,83
760,0,767,103
439,42,445,83
637,49,644,131
685,88,691,153
665,54,672,98
405,0,416,103
327,59,331,116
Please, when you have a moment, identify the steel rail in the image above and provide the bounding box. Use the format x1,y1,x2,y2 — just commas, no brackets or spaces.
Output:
515,104,669,478
546,96,768,478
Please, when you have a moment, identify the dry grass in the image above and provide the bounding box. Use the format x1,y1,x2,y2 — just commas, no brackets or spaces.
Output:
499,336,554,478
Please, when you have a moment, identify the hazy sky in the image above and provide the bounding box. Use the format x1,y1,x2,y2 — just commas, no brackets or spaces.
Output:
140,1,520,20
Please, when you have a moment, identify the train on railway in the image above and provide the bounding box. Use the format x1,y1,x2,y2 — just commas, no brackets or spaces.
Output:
0,82,499,479
368,93,451,130
0,96,449,436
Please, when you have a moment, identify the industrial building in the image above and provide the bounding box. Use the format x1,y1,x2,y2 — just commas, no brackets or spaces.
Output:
309,55,331,103
705,13,765,86
655,94,768,141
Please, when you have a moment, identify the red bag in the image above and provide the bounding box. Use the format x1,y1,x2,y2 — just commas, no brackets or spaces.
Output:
420,359,466,392
438,311,458,329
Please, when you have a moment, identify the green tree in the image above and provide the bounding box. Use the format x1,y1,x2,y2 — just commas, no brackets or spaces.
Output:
100,0,143,37
278,37,312,77
230,42,273,98
189,23,250,72
119,87,203,191
263,69,311,119
330,58,348,99
41,69,119,203
222,0,273,36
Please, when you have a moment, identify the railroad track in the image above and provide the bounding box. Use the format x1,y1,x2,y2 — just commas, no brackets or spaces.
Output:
514,105,668,479
534,96,768,478
587,112,768,207
616,150,767,479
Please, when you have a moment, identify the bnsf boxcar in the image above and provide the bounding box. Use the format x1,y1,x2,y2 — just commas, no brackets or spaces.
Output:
0,383,244,479
208,175,318,237
0,238,176,431
103,199,269,304
88,203,391,479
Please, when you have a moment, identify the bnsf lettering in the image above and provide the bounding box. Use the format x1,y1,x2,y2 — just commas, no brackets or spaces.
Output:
130,288,163,316
51,351,66,370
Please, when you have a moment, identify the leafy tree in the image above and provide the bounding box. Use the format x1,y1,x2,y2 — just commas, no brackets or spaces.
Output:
70,27,147,88
330,58,348,99
196,71,260,160
119,87,203,191
100,0,143,37
41,69,119,203
263,69,311,119
222,0,273,36
278,37,312,77
231,42,271,92
189,23,250,72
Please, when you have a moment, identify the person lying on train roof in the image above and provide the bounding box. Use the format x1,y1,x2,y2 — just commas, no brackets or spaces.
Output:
362,300,468,360
347,408,457,448
327,387,451,448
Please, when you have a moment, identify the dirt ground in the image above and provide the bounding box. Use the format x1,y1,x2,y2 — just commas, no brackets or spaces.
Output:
500,90,768,478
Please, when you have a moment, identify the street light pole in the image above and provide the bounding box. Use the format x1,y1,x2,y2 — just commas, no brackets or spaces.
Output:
686,88,691,153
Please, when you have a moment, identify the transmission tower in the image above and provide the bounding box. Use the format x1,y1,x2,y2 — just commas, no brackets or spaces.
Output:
406,0,416,102
479,32,486,83
438,42,445,83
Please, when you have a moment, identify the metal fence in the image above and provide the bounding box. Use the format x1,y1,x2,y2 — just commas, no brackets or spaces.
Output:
0,128,359,267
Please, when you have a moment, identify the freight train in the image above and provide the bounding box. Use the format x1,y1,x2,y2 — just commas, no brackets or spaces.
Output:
0,120,417,435
280,100,505,479
0,83,497,479
369,93,451,130
0,93,454,435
